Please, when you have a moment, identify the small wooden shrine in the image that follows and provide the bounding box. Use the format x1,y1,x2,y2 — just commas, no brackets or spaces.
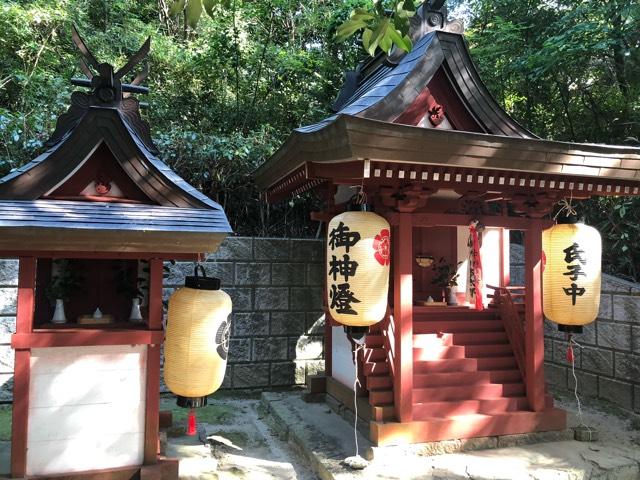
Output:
2,29,231,478
255,2,640,446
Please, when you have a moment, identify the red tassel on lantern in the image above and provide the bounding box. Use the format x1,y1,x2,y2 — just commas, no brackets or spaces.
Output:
566,334,574,364
187,409,197,436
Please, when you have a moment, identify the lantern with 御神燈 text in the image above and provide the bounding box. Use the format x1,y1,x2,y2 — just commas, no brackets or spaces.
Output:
542,216,601,332
326,203,390,336
164,266,232,410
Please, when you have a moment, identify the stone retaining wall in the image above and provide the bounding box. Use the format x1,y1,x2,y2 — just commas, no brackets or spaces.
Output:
0,237,326,400
511,244,640,413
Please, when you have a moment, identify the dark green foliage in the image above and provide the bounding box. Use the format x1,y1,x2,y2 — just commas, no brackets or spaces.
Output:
0,0,361,237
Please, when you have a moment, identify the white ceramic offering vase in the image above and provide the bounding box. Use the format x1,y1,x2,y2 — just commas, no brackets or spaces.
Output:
129,298,143,322
51,299,67,324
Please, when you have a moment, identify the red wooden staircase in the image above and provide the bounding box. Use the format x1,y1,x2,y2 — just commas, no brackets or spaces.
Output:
362,307,566,446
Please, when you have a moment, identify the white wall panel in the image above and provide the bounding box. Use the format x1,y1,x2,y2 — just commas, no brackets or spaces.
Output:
332,327,356,389
26,345,147,476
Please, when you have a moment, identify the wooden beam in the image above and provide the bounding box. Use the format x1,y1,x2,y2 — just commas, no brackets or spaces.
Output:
11,257,36,478
11,330,164,349
393,213,413,423
0,251,200,261
399,213,553,231
524,221,545,412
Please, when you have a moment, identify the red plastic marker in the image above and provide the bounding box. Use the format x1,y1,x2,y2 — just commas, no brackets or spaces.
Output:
187,409,197,436
566,333,574,364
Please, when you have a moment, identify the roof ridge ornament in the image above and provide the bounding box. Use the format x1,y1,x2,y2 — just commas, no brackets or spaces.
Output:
44,26,158,154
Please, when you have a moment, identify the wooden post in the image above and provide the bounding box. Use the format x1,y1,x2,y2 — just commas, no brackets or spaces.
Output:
393,213,413,423
500,228,510,287
524,222,545,411
11,257,36,478
144,258,163,466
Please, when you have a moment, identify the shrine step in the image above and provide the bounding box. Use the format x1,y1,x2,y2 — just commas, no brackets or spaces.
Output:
463,343,514,358
413,370,522,388
414,320,504,334
451,331,509,345
413,397,529,418
476,357,519,370
364,361,389,376
415,358,479,373
366,375,393,390
365,334,384,348
413,383,525,403
370,408,568,446
413,345,466,361
413,308,497,320
369,389,394,406
365,348,387,362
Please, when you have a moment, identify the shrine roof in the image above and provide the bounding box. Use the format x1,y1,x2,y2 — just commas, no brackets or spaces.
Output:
0,199,228,255
0,28,231,255
255,4,640,201
256,115,640,200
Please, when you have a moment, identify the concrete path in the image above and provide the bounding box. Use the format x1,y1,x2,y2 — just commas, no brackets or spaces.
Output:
260,390,640,480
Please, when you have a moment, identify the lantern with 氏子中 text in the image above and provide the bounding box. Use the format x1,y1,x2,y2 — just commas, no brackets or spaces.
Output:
326,204,390,335
164,266,232,409
542,217,601,332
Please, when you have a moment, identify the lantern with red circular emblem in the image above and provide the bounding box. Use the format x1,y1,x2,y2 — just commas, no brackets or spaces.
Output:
326,204,390,335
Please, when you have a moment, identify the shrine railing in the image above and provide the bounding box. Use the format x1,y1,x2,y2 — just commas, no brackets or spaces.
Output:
487,285,526,382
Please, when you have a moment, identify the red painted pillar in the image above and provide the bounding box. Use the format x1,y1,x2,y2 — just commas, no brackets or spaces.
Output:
144,258,163,464
11,257,36,478
500,228,511,287
393,213,413,423
525,222,545,411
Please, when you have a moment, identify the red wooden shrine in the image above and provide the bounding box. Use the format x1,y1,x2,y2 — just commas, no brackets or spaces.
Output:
256,4,640,446
0,30,231,478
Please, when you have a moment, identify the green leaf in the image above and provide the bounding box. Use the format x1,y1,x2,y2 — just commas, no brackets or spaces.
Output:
185,0,203,28
362,28,373,52
169,0,186,16
202,0,216,18
366,19,388,56
336,18,369,42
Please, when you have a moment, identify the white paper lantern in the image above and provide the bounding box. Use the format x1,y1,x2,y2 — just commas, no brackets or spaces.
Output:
542,221,601,331
164,269,232,407
326,207,390,328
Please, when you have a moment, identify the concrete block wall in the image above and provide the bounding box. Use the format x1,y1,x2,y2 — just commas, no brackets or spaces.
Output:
0,259,17,401
0,237,326,401
511,244,640,413
163,237,326,390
